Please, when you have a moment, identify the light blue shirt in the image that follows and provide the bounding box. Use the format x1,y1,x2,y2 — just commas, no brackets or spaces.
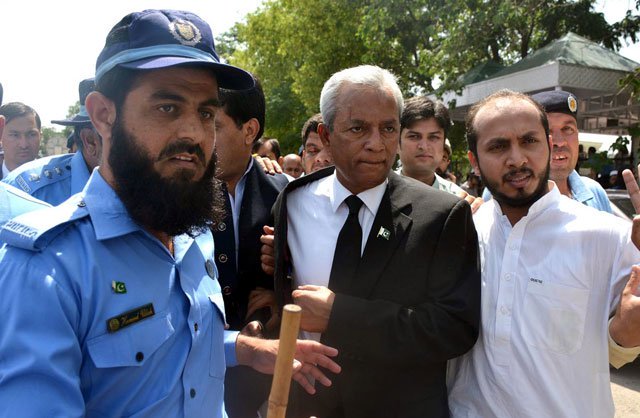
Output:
0,182,50,226
2,152,91,206
0,170,238,418
481,170,613,214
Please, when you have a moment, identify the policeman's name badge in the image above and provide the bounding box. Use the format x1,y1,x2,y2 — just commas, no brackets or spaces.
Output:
107,303,155,333
377,226,391,240
111,281,127,294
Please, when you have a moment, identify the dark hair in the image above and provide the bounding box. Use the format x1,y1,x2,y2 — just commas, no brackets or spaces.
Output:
94,66,141,111
301,113,323,145
265,138,281,159
400,96,450,139
466,89,549,156
219,77,265,142
0,102,41,129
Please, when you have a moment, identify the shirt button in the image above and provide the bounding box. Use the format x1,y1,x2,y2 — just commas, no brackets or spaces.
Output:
500,306,508,315
135,352,144,362
205,259,215,278
194,323,199,332
218,254,228,263
509,244,517,250
77,201,86,208
218,222,226,232
223,286,232,296
504,274,511,281
190,388,196,398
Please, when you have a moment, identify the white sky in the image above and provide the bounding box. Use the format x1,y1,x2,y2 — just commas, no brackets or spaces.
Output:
0,0,637,129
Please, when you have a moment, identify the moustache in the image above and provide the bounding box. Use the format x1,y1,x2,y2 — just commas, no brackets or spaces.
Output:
158,140,207,165
503,167,534,182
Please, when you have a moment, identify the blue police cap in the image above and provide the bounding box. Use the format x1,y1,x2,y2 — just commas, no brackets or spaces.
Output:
51,78,95,126
95,9,254,90
530,90,578,119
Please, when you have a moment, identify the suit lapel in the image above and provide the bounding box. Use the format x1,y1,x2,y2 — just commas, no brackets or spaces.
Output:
349,172,412,297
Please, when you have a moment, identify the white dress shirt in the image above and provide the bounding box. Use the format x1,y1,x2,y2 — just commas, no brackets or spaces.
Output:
286,173,387,340
2,161,10,178
448,182,640,418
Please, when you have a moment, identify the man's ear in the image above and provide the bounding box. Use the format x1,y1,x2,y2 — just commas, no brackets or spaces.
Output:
0,115,5,140
85,91,116,141
468,150,481,176
318,123,331,148
242,118,260,146
81,128,101,158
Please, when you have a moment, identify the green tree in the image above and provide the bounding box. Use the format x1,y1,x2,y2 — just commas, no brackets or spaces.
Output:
220,0,640,155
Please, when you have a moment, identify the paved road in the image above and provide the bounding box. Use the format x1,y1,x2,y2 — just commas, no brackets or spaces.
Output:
612,358,640,417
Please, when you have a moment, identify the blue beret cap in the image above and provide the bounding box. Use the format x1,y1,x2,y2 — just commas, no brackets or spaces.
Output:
530,90,578,118
52,78,95,126
95,9,254,90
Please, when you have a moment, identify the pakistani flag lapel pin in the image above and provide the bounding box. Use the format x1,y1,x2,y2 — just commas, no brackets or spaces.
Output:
377,226,391,240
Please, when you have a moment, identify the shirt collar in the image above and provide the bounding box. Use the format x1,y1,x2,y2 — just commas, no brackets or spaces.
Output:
70,152,92,195
82,170,143,240
567,170,594,204
2,161,10,178
330,173,388,216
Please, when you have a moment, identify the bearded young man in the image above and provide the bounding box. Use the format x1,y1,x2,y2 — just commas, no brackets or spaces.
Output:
447,90,640,418
0,10,338,418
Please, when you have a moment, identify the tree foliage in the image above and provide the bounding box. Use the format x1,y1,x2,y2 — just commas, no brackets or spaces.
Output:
219,0,640,154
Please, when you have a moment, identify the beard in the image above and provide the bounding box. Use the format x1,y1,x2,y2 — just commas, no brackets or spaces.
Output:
482,162,550,209
108,116,225,237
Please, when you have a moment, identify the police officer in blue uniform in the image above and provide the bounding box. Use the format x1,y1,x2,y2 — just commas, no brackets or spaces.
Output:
0,10,338,418
3,78,101,205
0,82,50,226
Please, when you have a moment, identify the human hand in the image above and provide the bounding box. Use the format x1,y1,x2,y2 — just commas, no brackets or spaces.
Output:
236,335,341,394
455,190,484,214
260,225,275,275
610,265,640,347
292,285,335,333
254,155,283,175
247,287,279,332
622,166,640,250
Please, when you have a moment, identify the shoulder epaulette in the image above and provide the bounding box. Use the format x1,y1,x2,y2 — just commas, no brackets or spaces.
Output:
1,194,89,251
7,154,73,194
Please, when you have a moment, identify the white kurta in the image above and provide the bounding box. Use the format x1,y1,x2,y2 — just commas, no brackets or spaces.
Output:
448,182,640,418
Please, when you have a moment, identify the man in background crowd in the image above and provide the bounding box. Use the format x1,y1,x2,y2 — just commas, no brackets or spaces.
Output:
282,153,303,178
213,78,289,417
0,102,41,179
300,113,332,174
3,78,101,205
397,96,464,195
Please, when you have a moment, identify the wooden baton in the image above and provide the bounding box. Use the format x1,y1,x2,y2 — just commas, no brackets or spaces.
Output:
266,304,302,418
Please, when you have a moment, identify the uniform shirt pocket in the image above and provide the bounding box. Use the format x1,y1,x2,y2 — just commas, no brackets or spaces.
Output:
87,313,175,368
522,280,590,354
208,292,226,379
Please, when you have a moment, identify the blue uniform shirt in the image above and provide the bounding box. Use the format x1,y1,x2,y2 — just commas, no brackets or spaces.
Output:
481,170,613,213
0,170,239,418
2,152,91,206
0,182,50,226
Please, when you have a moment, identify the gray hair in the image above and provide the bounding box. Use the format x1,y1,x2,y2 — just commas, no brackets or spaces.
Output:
319,65,404,131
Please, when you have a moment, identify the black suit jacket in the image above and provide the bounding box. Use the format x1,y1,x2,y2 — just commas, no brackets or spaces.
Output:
215,161,288,330
273,167,481,418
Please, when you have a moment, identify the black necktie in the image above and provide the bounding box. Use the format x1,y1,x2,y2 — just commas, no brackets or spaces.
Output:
328,195,364,292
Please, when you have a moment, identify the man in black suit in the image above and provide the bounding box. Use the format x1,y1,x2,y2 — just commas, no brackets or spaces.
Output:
271,65,481,418
213,78,289,417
